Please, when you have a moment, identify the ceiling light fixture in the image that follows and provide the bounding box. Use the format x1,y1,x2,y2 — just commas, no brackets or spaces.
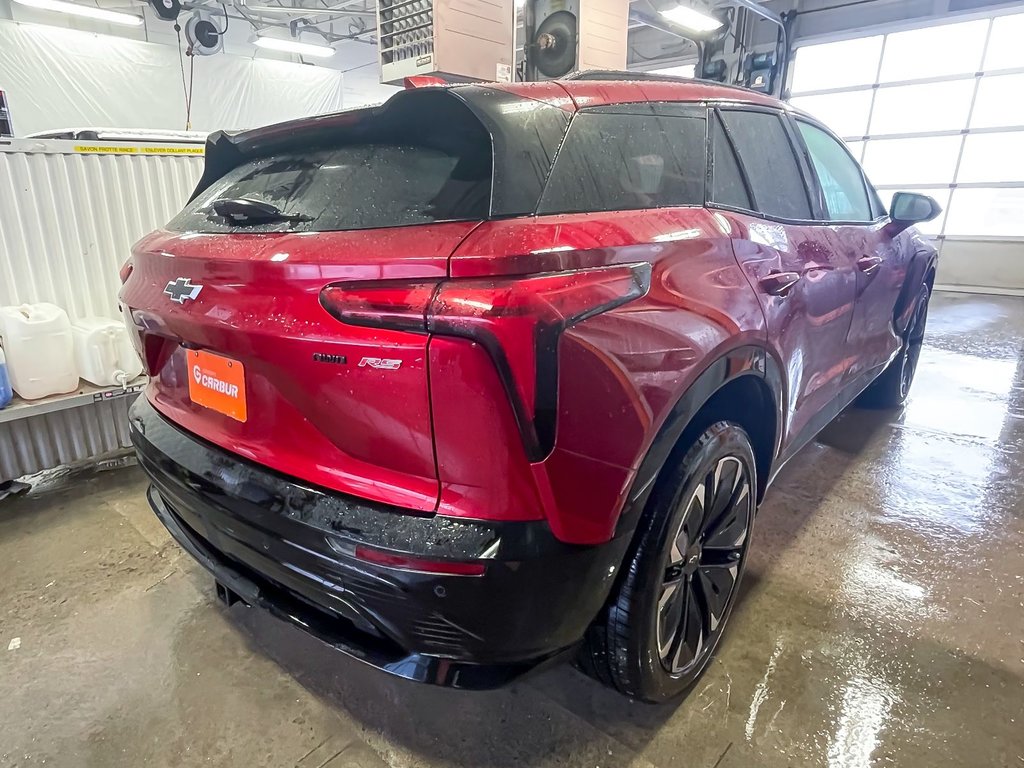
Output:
659,4,723,33
253,34,336,58
13,0,143,26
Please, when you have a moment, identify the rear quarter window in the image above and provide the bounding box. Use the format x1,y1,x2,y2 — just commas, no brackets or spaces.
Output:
719,109,813,221
538,108,707,215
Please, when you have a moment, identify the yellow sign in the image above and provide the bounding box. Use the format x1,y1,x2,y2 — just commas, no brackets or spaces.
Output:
142,146,204,155
74,145,204,155
74,145,135,154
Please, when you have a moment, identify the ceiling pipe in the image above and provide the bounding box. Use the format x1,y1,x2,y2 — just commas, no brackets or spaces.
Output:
245,6,374,16
240,0,376,16
191,0,376,43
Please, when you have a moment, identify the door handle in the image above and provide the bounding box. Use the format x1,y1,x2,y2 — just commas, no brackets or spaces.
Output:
857,255,883,276
759,271,801,297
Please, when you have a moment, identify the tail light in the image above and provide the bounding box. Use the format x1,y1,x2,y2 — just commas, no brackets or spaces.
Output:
119,259,134,284
320,263,651,460
354,544,486,576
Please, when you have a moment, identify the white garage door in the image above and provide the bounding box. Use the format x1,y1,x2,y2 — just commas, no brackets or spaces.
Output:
789,12,1024,242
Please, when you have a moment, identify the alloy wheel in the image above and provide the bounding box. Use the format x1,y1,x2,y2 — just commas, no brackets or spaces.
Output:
656,455,753,676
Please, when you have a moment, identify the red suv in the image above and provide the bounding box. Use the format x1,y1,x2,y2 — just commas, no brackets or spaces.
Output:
122,73,939,702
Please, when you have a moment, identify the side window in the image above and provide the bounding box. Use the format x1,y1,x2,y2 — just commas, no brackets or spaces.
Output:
538,110,706,214
719,110,813,220
796,121,873,221
709,114,752,210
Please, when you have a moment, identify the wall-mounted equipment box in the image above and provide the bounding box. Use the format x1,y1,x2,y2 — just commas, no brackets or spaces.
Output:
377,0,515,85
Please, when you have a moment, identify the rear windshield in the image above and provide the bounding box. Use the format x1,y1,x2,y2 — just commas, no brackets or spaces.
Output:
168,142,491,233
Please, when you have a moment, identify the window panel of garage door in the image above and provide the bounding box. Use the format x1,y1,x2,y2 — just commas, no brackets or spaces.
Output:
791,36,883,92
970,74,1024,129
652,64,696,78
944,187,1024,237
869,80,975,134
984,13,1024,71
878,19,988,82
861,135,962,186
789,90,872,139
957,132,1024,183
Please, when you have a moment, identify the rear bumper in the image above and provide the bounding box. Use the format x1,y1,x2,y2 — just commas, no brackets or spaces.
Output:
129,396,628,689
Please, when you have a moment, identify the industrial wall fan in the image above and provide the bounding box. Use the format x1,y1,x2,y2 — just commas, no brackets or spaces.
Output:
526,2,579,79
523,0,627,81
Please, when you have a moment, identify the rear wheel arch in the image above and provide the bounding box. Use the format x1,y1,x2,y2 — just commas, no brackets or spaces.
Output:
581,362,777,699
616,345,781,542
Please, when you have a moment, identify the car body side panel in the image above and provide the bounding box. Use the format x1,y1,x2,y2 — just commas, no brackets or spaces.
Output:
831,220,908,379
447,208,768,544
429,336,546,522
717,210,859,452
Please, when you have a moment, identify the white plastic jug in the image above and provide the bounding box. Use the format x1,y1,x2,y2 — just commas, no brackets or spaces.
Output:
71,317,143,387
0,304,79,400
0,345,12,409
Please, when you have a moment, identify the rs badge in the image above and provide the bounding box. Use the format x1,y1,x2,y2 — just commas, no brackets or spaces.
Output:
359,357,402,370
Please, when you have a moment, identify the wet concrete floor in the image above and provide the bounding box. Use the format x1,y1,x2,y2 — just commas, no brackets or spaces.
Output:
1,290,1022,767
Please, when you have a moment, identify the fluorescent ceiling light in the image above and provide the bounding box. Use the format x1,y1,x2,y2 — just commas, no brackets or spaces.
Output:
659,4,723,33
13,0,143,25
253,34,336,58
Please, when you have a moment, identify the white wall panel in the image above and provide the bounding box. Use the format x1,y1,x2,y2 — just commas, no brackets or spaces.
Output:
936,240,1024,295
0,395,137,482
0,141,199,482
0,140,202,320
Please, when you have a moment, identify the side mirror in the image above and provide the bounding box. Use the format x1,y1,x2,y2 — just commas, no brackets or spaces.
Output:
885,192,942,236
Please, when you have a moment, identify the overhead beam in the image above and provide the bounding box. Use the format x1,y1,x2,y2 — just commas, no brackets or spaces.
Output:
626,7,697,40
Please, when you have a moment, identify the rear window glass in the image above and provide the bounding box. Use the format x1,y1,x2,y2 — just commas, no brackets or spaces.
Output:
719,110,813,220
538,110,706,215
710,115,752,210
168,142,491,233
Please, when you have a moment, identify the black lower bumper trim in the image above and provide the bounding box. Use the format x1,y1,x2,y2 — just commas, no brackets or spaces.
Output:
149,486,566,688
129,396,630,689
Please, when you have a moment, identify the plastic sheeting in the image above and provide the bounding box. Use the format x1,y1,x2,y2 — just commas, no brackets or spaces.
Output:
0,20,348,134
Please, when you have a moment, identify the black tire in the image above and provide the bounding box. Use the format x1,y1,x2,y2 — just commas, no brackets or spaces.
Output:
578,421,757,702
858,284,930,409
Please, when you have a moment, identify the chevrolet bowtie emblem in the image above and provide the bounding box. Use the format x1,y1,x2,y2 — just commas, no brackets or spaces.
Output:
163,277,204,304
